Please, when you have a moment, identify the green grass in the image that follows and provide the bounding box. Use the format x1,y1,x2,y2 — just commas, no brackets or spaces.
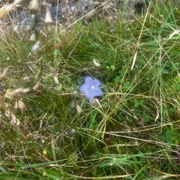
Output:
0,1,180,179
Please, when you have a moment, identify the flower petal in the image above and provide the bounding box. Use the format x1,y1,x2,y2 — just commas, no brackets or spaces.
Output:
84,76,93,83
92,79,101,87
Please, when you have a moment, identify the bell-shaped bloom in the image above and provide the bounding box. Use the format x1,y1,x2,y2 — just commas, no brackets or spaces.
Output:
80,76,103,100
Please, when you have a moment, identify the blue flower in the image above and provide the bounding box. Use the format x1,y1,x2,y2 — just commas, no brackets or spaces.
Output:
79,76,103,100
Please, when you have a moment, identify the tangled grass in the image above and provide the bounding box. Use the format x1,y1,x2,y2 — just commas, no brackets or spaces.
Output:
0,0,180,179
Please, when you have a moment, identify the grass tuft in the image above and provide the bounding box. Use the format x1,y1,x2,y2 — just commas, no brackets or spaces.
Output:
0,0,180,179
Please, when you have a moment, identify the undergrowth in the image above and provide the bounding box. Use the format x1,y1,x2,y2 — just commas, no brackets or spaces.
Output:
0,0,180,179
